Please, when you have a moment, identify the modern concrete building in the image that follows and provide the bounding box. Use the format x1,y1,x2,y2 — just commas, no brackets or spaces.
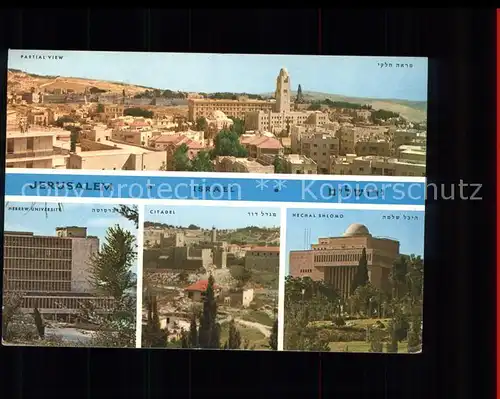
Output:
3,227,113,317
289,223,400,298
281,154,318,174
6,131,59,168
67,149,168,171
330,155,426,177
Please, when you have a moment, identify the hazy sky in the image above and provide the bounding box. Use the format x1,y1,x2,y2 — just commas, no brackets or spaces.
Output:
145,205,280,229
285,208,425,274
4,202,138,272
9,50,428,101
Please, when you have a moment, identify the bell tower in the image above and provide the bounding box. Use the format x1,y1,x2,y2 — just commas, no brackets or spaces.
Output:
275,68,291,113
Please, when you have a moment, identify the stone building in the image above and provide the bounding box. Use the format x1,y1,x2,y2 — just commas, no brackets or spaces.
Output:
244,246,280,271
289,223,400,298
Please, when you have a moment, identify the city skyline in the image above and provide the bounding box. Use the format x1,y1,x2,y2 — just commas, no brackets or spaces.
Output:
145,205,280,229
285,209,425,274
8,50,428,101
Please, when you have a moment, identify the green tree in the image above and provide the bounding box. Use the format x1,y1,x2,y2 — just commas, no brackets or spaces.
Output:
113,205,139,228
70,130,78,152
89,225,137,300
368,327,384,353
191,151,214,172
391,255,409,299
351,247,369,294
195,117,208,131
273,156,286,174
198,275,220,349
371,109,399,121
225,319,241,349
96,103,105,113
85,225,137,348
212,130,248,158
307,102,321,111
143,293,168,347
173,143,192,171
54,115,77,127
180,329,189,348
407,331,421,353
229,117,245,136
32,308,45,339
189,314,198,348
385,320,399,353
406,255,424,302
269,319,278,350
2,287,25,340
296,84,304,103
124,107,154,118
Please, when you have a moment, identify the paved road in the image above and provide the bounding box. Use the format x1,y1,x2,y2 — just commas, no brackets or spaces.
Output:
46,327,94,344
219,316,271,338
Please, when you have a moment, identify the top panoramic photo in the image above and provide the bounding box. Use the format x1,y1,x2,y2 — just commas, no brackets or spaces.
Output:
6,50,427,177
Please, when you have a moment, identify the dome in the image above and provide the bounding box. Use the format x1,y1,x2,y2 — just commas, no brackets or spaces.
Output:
343,223,370,237
211,110,227,120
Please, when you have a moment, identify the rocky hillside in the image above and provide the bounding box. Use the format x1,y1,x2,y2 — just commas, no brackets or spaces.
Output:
7,69,150,95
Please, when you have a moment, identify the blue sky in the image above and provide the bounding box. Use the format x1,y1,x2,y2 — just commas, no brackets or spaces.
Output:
285,208,425,274
4,202,138,272
9,50,427,101
145,205,280,229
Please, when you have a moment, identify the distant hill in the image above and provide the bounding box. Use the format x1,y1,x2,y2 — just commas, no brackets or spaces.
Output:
261,90,427,122
7,69,426,122
145,222,280,246
7,69,152,96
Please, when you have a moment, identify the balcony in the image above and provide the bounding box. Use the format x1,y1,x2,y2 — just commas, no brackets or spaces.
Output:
6,150,55,159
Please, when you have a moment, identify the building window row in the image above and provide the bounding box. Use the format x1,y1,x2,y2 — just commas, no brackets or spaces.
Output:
4,259,72,271
314,252,373,263
4,247,72,259
300,269,313,273
5,236,71,249
5,269,71,281
6,280,71,292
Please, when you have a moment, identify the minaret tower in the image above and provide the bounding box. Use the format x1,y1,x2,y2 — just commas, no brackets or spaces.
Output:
275,68,291,113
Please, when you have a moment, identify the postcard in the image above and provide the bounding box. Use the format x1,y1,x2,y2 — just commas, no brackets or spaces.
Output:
142,205,280,350
2,201,139,348
283,208,424,353
7,50,427,177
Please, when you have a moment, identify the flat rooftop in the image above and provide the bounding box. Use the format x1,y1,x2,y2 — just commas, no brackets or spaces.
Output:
74,149,143,157
7,131,57,138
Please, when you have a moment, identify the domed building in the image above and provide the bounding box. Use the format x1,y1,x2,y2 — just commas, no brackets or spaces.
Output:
289,223,400,298
205,110,234,140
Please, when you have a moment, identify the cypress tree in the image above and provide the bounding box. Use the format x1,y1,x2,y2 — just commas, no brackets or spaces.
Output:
296,84,304,103
198,275,220,349
189,314,198,348
226,319,241,349
351,247,369,294
33,308,45,339
269,319,278,350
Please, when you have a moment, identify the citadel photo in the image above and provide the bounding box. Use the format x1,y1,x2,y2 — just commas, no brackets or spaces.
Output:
142,206,280,350
6,51,426,177
2,203,139,348
284,209,424,353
